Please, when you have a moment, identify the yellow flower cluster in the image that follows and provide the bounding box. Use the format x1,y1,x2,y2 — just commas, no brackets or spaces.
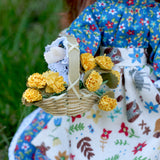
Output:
43,71,66,93
85,70,103,92
111,70,121,84
27,73,46,89
98,95,117,111
80,53,114,71
23,70,66,103
95,55,114,70
23,88,42,103
80,53,96,71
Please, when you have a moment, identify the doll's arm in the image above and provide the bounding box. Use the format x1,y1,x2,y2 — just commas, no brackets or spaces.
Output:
148,3,160,77
66,1,106,56
148,3,160,88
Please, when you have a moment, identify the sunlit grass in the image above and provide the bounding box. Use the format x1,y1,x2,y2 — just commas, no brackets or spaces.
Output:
0,0,64,158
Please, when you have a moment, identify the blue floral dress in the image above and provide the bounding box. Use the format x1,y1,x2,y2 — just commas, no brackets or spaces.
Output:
9,0,160,160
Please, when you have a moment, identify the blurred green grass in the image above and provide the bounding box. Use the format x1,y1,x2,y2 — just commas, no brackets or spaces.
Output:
0,0,65,159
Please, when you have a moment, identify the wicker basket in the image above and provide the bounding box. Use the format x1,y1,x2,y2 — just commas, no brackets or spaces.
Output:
24,35,99,116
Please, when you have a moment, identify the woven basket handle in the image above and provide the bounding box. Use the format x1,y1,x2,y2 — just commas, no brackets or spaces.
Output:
66,35,80,98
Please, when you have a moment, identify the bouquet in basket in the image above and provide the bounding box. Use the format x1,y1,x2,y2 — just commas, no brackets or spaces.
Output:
22,36,120,115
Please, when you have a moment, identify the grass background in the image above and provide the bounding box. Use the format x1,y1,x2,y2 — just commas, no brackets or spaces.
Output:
0,0,65,159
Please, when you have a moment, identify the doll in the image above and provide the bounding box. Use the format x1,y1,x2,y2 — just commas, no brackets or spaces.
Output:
9,0,160,160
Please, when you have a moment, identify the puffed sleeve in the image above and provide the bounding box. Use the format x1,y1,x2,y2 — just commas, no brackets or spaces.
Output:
66,1,106,56
148,3,160,79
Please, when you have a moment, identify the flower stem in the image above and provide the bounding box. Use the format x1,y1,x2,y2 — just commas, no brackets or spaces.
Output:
48,135,55,139
128,131,140,138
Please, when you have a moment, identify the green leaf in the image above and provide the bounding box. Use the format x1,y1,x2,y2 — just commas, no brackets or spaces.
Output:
101,72,119,89
103,91,115,99
105,154,120,160
133,156,150,160
131,128,135,134
69,123,85,135
79,80,85,89
114,139,129,146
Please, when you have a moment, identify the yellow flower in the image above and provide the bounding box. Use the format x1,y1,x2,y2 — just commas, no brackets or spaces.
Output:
98,95,117,111
22,88,42,103
53,137,61,147
85,70,103,92
111,70,121,84
95,55,114,70
87,108,102,124
27,73,46,89
45,85,55,93
151,35,159,43
43,71,66,93
55,151,69,160
80,53,96,71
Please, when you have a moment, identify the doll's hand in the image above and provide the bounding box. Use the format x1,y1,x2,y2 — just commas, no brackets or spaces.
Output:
44,46,66,64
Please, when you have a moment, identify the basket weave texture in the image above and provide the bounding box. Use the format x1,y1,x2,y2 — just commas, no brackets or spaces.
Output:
25,35,99,116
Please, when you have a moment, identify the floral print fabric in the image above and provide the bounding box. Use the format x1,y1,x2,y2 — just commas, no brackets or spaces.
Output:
10,0,160,160
67,0,160,78
13,110,52,160
30,48,160,160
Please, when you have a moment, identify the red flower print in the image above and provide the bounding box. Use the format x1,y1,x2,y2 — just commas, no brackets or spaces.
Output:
70,153,75,160
137,42,142,47
85,47,92,53
101,128,112,140
100,2,106,6
132,142,147,155
32,118,37,124
44,125,48,129
129,9,134,15
127,30,135,35
39,121,44,126
91,7,95,11
14,145,19,152
32,153,35,159
99,27,103,32
135,8,140,13
24,135,32,142
127,0,134,5
105,21,114,29
127,17,133,22
140,18,144,25
127,38,132,43
94,41,98,47
77,38,81,43
33,129,38,132
95,14,101,20
119,122,129,136
109,37,114,44
90,24,97,31
153,63,158,71
71,114,82,122
146,4,155,7
82,39,86,43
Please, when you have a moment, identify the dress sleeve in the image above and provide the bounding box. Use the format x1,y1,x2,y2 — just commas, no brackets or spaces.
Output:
149,3,160,79
66,1,106,56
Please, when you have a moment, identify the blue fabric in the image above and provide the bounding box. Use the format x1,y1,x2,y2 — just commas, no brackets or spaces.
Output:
14,110,53,160
12,0,160,159
67,0,160,78
35,149,51,160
